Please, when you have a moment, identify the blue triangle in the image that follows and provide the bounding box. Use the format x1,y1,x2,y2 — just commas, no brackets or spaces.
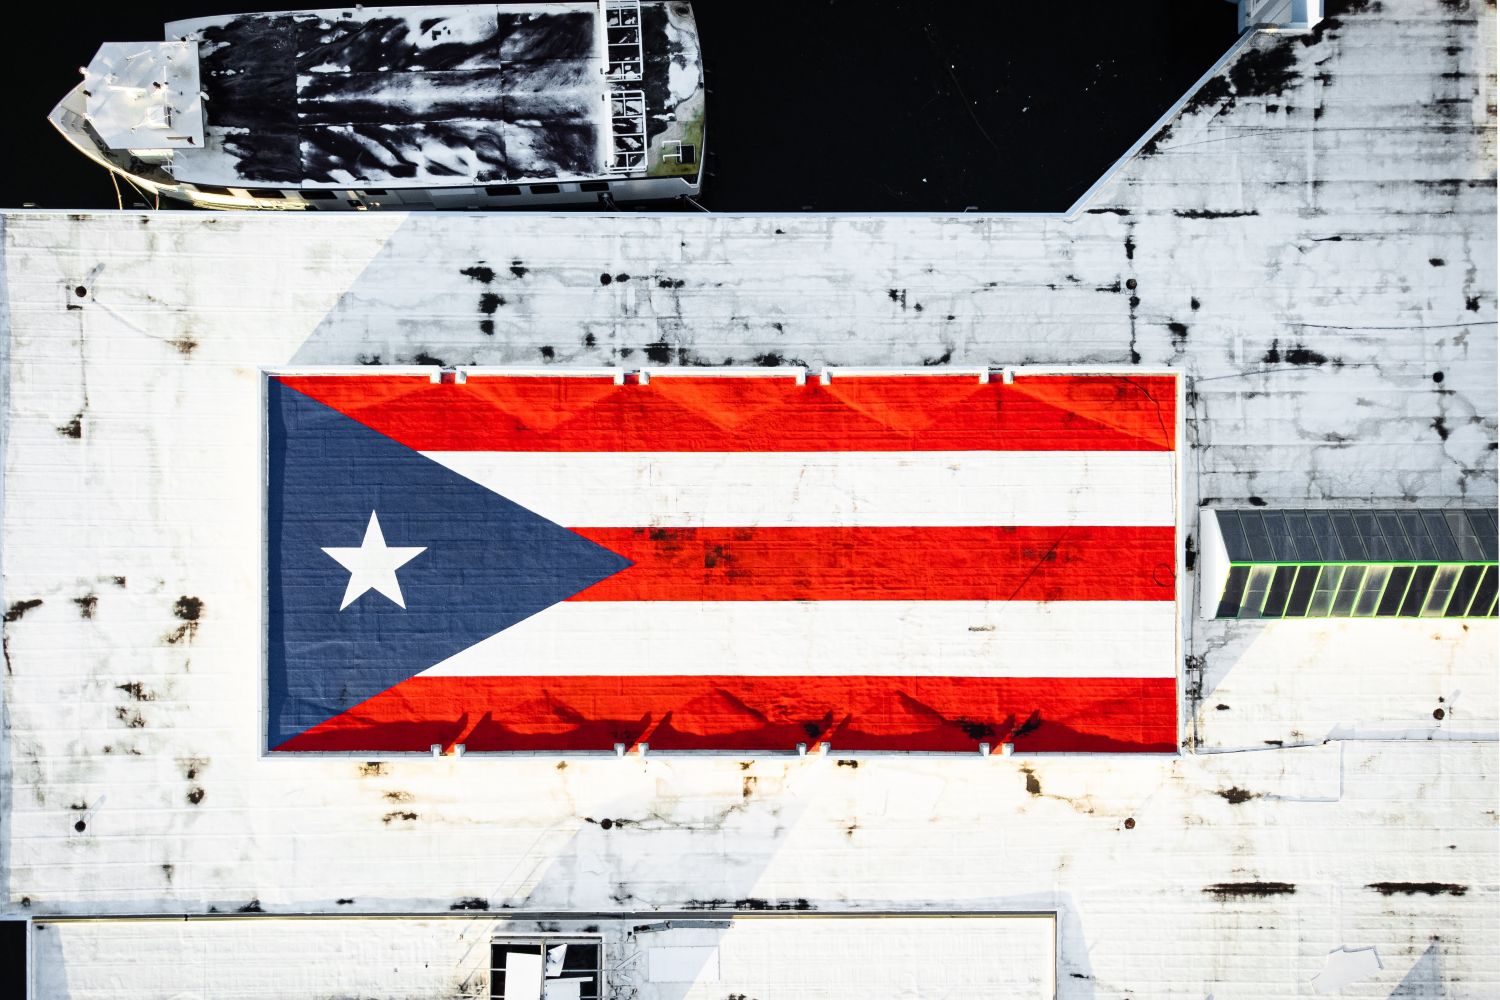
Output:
265,380,631,749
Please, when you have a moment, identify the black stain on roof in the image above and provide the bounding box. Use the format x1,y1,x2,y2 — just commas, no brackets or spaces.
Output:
450,897,489,910
1367,882,1467,896
412,351,445,366
1218,787,1258,804
539,346,555,360
1430,257,1447,267
1262,339,1331,365
600,273,613,285
1465,296,1481,312
1173,208,1260,219
1248,496,1268,506
956,718,995,740
74,595,98,619
1184,74,1234,116
479,292,504,314
751,352,786,367
166,596,205,644
116,682,154,701
1431,416,1451,441
644,341,674,364
358,762,386,777
187,788,206,805
1228,43,1301,99
509,260,528,278
1021,766,1042,796
1204,881,1296,898
382,810,418,824
836,759,859,768
460,265,495,283
1013,710,1044,738
685,898,812,912
237,899,264,913
4,599,43,622
57,413,83,439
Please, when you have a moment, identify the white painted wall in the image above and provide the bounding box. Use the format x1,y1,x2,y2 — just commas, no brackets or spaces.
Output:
32,914,1057,1000
2,0,1496,996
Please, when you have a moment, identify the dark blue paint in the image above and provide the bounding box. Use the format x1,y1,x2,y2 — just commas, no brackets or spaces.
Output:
265,380,631,749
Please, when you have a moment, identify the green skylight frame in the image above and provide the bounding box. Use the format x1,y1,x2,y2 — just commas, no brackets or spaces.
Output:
1205,508,1498,621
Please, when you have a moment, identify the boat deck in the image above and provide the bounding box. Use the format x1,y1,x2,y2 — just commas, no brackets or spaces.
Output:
167,5,611,187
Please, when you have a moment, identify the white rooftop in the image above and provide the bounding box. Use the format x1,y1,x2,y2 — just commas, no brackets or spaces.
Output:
2,0,1496,996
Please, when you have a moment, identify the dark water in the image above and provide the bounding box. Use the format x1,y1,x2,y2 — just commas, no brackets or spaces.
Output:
2,2,1237,212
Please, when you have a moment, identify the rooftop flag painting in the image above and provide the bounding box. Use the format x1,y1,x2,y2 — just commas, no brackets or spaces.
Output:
265,370,1180,754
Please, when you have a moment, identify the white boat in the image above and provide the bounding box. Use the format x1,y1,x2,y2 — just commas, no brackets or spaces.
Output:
49,2,705,210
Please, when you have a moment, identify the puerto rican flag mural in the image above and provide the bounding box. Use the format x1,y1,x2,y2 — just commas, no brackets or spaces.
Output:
266,369,1179,753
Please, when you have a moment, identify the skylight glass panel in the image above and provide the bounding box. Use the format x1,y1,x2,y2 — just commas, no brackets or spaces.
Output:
1353,565,1391,617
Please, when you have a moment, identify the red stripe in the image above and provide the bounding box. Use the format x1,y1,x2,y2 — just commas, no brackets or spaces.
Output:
569,526,1176,601
274,374,1177,452
274,676,1178,753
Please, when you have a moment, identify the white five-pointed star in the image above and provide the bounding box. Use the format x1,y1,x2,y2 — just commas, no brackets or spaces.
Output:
322,511,427,610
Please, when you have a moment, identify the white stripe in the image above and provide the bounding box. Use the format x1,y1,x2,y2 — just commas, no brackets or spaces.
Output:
421,451,1175,527
418,601,1176,678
